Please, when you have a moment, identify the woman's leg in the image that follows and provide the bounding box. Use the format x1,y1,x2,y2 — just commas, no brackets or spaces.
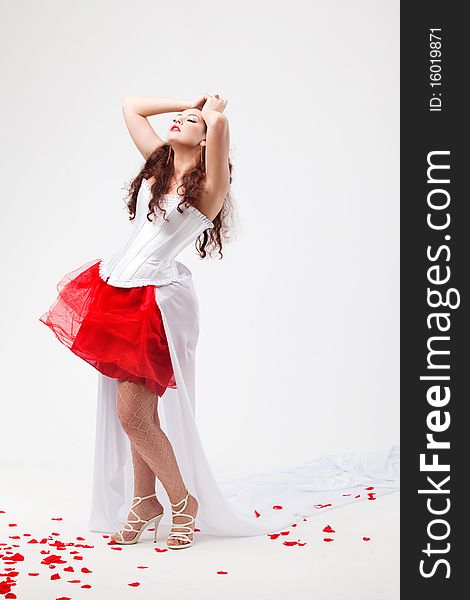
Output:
111,442,164,542
114,379,198,546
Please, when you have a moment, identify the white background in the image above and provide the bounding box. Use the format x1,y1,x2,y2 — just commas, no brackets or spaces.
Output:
0,0,399,479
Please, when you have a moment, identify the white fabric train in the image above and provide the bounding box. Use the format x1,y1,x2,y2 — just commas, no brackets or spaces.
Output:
88,263,400,537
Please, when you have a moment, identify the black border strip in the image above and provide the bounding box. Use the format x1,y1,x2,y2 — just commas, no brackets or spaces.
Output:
401,1,466,594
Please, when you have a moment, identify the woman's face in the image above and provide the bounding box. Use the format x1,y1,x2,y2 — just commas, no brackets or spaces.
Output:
168,108,206,147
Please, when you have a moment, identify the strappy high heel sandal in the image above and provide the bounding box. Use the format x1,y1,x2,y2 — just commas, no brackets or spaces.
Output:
112,493,164,545
167,490,197,550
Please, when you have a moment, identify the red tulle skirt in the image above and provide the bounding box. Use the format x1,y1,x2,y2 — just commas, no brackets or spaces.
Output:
39,258,177,397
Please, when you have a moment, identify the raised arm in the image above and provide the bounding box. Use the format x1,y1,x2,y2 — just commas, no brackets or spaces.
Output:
200,96,231,212
122,96,195,160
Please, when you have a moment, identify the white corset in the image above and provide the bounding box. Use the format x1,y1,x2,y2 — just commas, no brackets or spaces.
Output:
98,179,214,287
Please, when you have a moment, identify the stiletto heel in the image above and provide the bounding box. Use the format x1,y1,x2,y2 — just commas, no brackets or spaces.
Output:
153,516,159,543
112,493,164,545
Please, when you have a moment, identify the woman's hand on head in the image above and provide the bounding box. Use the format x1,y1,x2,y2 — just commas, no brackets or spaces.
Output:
189,94,209,111
202,93,228,115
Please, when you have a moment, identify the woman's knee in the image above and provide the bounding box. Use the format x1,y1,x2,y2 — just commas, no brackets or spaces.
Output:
115,379,159,434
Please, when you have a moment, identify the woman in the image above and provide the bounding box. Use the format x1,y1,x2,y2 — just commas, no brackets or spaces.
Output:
40,94,400,551
39,92,230,549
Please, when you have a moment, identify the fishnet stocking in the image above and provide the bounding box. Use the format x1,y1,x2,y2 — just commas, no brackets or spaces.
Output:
112,380,198,546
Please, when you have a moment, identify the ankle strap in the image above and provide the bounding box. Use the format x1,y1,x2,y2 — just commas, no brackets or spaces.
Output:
132,493,157,504
170,490,190,508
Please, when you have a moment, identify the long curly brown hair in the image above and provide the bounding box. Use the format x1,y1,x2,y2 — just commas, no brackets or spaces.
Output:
123,142,236,259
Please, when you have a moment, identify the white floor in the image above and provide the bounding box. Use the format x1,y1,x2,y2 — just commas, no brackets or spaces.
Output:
1,464,399,600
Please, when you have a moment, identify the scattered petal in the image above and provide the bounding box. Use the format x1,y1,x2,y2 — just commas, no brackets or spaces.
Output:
128,582,140,587
273,505,283,510
42,555,66,566
323,538,334,542
322,525,335,533
363,537,371,541
217,571,228,575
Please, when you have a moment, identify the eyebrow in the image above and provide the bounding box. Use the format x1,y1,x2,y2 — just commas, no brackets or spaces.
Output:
176,113,200,120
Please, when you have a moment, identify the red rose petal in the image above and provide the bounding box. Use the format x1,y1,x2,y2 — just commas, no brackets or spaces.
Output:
217,571,228,575
365,486,374,491
322,525,335,533
323,538,334,542
128,582,140,587
81,584,92,589
154,547,168,553
273,505,283,510
363,537,371,541
283,541,298,546
254,510,260,518
42,555,65,566
81,567,92,573
51,573,61,580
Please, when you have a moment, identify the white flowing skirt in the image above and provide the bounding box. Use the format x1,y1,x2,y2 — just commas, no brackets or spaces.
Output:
88,260,400,537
